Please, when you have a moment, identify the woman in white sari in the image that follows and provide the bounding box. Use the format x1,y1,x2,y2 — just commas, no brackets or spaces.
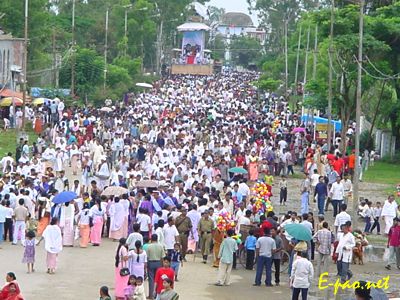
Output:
96,156,110,190
38,217,63,274
59,201,77,246
109,197,127,240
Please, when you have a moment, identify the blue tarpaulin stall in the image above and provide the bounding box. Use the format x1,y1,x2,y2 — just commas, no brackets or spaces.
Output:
301,115,342,131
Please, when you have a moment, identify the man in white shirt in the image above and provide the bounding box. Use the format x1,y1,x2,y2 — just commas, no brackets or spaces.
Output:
381,195,398,234
340,175,353,206
238,180,250,202
280,212,300,240
211,175,224,194
290,251,314,297
136,208,152,238
163,216,179,255
334,204,351,239
237,209,251,232
329,177,345,217
0,201,7,246
201,160,213,182
126,223,143,250
310,169,320,199
335,222,355,283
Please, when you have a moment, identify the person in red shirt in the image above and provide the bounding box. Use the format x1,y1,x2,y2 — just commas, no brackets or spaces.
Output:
154,256,175,298
385,218,400,270
348,150,356,179
326,151,336,165
332,154,345,176
236,153,245,167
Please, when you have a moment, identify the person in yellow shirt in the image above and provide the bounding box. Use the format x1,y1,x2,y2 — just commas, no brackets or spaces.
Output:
264,170,274,195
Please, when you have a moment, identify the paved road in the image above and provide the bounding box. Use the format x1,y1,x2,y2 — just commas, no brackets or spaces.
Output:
1,239,399,300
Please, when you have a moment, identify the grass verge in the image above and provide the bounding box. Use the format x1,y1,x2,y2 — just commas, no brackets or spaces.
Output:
0,124,37,157
363,161,400,186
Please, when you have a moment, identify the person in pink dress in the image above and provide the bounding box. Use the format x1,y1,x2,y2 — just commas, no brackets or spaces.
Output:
90,199,106,246
115,238,129,300
248,151,259,181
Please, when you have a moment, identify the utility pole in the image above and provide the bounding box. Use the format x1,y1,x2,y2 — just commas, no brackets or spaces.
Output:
156,19,163,75
284,18,289,97
312,24,318,80
52,29,57,87
327,0,335,151
124,8,128,57
294,25,302,96
302,26,311,104
21,0,28,132
312,1,320,81
71,0,76,97
104,8,109,91
353,0,364,219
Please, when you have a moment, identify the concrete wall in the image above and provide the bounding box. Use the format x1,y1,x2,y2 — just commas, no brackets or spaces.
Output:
0,37,24,87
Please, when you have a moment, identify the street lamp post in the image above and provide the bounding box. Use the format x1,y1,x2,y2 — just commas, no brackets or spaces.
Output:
327,0,335,151
71,0,76,97
156,19,163,75
284,18,288,97
353,0,364,219
124,4,133,57
294,24,302,96
104,8,109,91
21,0,28,132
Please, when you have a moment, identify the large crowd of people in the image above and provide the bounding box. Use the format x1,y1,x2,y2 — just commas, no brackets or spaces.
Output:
0,72,398,300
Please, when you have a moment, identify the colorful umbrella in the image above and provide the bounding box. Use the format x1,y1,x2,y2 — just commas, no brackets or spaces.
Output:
228,167,248,174
102,186,128,196
291,127,306,134
0,97,23,107
283,223,312,241
32,98,51,106
52,191,77,204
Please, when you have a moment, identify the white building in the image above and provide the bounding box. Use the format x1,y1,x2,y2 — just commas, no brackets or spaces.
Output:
0,30,24,90
217,12,266,44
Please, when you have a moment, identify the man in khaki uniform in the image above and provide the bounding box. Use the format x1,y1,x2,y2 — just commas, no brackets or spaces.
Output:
198,210,214,264
175,207,192,261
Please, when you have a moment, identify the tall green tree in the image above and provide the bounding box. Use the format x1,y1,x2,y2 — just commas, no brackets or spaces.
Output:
247,0,319,54
229,36,263,67
59,47,104,97
369,1,400,144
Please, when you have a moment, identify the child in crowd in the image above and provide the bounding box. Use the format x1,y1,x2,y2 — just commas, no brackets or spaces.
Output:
170,243,183,281
133,276,146,300
363,201,373,234
264,170,274,195
124,275,136,300
154,257,175,299
22,230,36,273
279,175,288,205
370,201,382,234
244,229,257,270
352,230,369,265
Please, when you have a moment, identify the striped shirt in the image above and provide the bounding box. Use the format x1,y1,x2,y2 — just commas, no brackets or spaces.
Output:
313,228,332,255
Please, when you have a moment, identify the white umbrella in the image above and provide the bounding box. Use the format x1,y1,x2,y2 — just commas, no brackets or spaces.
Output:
100,107,113,112
102,186,129,196
136,83,153,89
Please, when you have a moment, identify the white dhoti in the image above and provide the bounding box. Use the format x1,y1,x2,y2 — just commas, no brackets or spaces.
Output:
384,216,394,234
